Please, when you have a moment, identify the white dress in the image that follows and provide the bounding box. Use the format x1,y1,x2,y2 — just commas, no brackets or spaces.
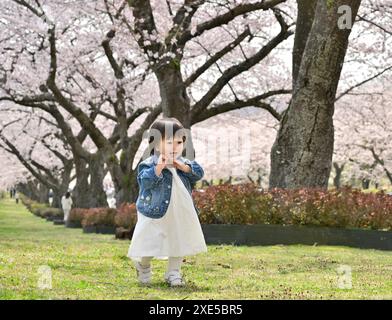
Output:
61,196,73,221
127,166,207,262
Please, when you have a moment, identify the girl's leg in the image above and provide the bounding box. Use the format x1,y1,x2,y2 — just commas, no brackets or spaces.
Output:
140,256,153,267
166,256,183,273
64,209,70,221
135,256,153,284
165,257,185,286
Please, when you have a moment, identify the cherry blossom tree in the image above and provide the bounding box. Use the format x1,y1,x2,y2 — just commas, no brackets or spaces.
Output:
334,81,392,189
269,0,392,190
0,0,295,206
0,152,30,192
0,0,161,205
0,110,74,207
1,0,391,206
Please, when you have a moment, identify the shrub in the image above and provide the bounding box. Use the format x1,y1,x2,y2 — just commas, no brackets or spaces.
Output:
20,195,34,209
21,197,48,217
69,208,89,224
66,204,137,230
81,208,117,227
194,185,392,231
20,194,32,210
31,204,48,215
39,207,63,219
193,183,269,224
19,194,64,219
115,203,137,229
20,194,139,230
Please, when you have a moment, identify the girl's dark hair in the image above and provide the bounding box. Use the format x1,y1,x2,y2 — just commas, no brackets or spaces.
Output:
65,192,71,199
143,117,195,159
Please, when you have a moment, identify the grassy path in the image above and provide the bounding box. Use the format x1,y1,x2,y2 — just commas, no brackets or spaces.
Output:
0,197,391,299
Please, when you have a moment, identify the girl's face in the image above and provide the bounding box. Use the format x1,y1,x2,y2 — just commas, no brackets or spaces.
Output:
158,136,184,159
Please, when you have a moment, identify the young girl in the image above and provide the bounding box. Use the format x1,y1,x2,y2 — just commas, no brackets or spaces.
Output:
61,192,73,223
127,117,207,286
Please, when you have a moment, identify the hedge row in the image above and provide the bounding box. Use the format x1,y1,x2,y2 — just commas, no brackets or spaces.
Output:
22,185,392,232
69,203,137,229
193,184,392,231
21,194,137,231
20,194,63,219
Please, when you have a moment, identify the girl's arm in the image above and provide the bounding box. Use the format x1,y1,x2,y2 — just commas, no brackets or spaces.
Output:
177,158,204,184
137,162,164,190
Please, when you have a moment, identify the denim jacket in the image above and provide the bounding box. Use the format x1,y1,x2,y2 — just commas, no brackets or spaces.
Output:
136,154,204,219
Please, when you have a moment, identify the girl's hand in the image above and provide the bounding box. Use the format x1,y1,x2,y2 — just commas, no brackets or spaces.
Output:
155,154,170,176
161,152,176,167
173,159,191,173
157,153,167,167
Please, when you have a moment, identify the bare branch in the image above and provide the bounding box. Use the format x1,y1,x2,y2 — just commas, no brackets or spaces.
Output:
184,26,251,86
335,65,392,102
191,10,293,117
191,89,290,124
101,29,124,79
178,0,287,45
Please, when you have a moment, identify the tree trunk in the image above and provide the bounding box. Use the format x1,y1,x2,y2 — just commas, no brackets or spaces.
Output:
292,0,317,87
87,153,108,207
155,66,196,159
72,154,108,208
111,169,139,206
333,162,345,189
107,150,144,207
107,106,161,207
269,0,361,189
361,178,370,189
37,183,49,203
52,161,73,209
51,192,62,208
16,181,37,200
155,66,191,127
72,157,91,208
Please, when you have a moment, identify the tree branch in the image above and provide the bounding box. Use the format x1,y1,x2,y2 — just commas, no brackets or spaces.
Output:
191,89,290,124
127,0,160,56
178,0,287,44
0,131,57,190
191,9,293,118
101,28,124,79
335,65,392,102
46,25,109,150
184,26,251,86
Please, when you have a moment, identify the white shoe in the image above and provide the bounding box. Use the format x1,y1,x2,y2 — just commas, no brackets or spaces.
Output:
164,270,185,287
135,261,152,284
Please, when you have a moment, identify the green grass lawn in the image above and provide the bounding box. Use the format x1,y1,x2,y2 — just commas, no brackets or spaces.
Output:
0,197,391,300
